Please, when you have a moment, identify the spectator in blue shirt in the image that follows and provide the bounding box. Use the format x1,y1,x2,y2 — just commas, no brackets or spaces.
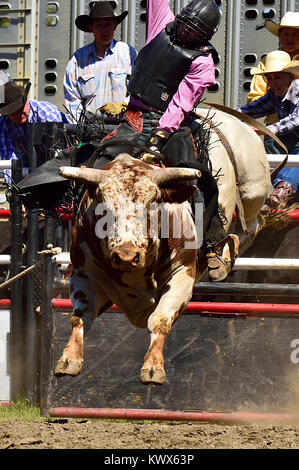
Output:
0,72,65,183
238,51,299,208
64,2,137,123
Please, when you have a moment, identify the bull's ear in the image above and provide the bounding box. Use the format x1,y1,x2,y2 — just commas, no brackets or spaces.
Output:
159,184,197,204
59,166,106,185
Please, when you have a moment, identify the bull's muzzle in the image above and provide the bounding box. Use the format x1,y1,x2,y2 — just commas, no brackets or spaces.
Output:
110,245,144,270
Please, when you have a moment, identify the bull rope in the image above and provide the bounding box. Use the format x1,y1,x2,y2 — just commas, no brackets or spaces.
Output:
0,246,62,290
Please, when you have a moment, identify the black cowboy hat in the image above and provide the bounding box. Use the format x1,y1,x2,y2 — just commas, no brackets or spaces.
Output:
75,1,128,33
0,72,31,115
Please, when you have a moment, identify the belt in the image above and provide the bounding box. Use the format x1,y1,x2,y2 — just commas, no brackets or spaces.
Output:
129,96,163,116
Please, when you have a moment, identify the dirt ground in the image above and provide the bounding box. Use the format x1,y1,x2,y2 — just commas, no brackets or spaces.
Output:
1,419,299,449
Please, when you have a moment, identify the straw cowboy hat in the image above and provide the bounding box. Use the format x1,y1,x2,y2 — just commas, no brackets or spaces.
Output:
75,1,128,33
265,11,299,37
0,71,30,115
250,50,299,78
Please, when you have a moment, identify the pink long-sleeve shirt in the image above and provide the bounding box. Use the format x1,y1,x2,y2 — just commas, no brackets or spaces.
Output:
145,0,216,133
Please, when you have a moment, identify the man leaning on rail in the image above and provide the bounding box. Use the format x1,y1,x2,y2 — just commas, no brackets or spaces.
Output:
238,51,299,209
0,72,66,184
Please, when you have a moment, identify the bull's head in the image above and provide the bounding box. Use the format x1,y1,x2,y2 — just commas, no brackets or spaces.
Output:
59,154,201,270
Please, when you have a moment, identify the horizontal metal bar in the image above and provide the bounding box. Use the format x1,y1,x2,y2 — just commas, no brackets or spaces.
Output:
54,278,299,298
0,255,11,265
0,210,10,219
49,407,299,425
0,43,30,47
51,298,299,316
53,253,299,270
0,9,31,14
193,282,299,297
235,258,299,270
268,155,299,167
0,160,12,170
10,77,31,81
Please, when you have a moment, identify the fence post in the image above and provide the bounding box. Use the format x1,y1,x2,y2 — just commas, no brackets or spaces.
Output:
39,214,57,416
10,159,25,401
24,125,40,404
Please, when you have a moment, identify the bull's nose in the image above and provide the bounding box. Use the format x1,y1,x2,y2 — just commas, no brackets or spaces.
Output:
112,251,122,265
111,247,142,269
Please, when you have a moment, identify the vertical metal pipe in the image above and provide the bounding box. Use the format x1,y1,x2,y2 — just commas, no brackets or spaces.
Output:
10,159,25,402
126,0,136,47
70,0,86,54
39,214,56,416
283,0,296,14
24,125,40,404
225,0,242,107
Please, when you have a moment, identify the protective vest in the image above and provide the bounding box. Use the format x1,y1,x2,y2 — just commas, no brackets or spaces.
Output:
127,24,215,112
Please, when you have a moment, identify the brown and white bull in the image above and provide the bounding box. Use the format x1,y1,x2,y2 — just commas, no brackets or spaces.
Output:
54,108,272,385
54,154,203,384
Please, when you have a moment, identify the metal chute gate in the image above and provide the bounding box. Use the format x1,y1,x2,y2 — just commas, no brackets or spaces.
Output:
1,123,299,424
1,0,299,423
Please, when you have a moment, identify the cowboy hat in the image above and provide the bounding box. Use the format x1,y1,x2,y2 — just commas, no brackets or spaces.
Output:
250,50,299,79
0,71,31,115
75,1,128,33
265,11,299,37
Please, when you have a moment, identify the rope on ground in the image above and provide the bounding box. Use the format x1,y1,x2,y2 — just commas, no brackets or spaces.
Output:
0,246,62,290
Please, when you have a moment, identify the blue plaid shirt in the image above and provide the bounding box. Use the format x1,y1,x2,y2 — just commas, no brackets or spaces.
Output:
238,79,299,136
64,39,137,122
0,99,65,182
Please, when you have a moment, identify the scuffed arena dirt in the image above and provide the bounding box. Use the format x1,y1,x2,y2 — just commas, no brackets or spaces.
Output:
1,420,299,449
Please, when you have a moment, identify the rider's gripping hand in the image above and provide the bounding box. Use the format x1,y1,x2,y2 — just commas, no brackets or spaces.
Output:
141,129,170,164
148,129,170,154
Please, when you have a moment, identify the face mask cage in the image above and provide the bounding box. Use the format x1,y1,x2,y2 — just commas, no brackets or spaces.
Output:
174,15,207,46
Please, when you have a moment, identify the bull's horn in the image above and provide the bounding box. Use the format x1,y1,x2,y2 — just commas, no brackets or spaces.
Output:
151,167,201,186
59,166,106,185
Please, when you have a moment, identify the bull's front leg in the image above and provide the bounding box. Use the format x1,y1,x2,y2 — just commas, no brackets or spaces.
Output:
140,269,195,385
54,269,110,377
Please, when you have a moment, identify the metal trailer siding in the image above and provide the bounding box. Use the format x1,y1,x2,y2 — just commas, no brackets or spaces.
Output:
1,1,299,110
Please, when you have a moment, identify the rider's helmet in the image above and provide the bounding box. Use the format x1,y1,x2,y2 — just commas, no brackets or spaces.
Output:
173,0,221,46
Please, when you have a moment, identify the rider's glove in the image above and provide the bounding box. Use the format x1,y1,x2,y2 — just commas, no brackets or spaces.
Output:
99,102,127,120
141,129,170,164
149,129,170,152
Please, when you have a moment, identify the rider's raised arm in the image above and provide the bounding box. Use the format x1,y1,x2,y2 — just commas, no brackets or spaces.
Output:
146,0,175,43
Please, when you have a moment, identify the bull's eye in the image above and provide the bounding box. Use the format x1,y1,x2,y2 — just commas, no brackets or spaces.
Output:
133,253,140,264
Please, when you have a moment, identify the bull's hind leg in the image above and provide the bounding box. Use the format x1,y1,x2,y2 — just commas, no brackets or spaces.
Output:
54,269,110,377
140,269,195,385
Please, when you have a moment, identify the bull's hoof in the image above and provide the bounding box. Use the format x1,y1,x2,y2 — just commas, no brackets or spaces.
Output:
140,367,166,385
54,359,83,377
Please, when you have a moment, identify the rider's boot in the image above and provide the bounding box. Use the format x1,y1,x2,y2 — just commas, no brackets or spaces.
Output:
205,244,229,282
204,214,230,282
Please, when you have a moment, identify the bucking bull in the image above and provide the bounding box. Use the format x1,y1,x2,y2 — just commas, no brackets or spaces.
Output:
54,108,272,385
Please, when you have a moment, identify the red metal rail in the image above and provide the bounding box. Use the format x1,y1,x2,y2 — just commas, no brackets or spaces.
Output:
1,208,299,221
0,299,11,308
51,298,299,316
3,297,299,316
49,407,299,425
0,209,72,221
0,209,10,219
4,297,299,315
